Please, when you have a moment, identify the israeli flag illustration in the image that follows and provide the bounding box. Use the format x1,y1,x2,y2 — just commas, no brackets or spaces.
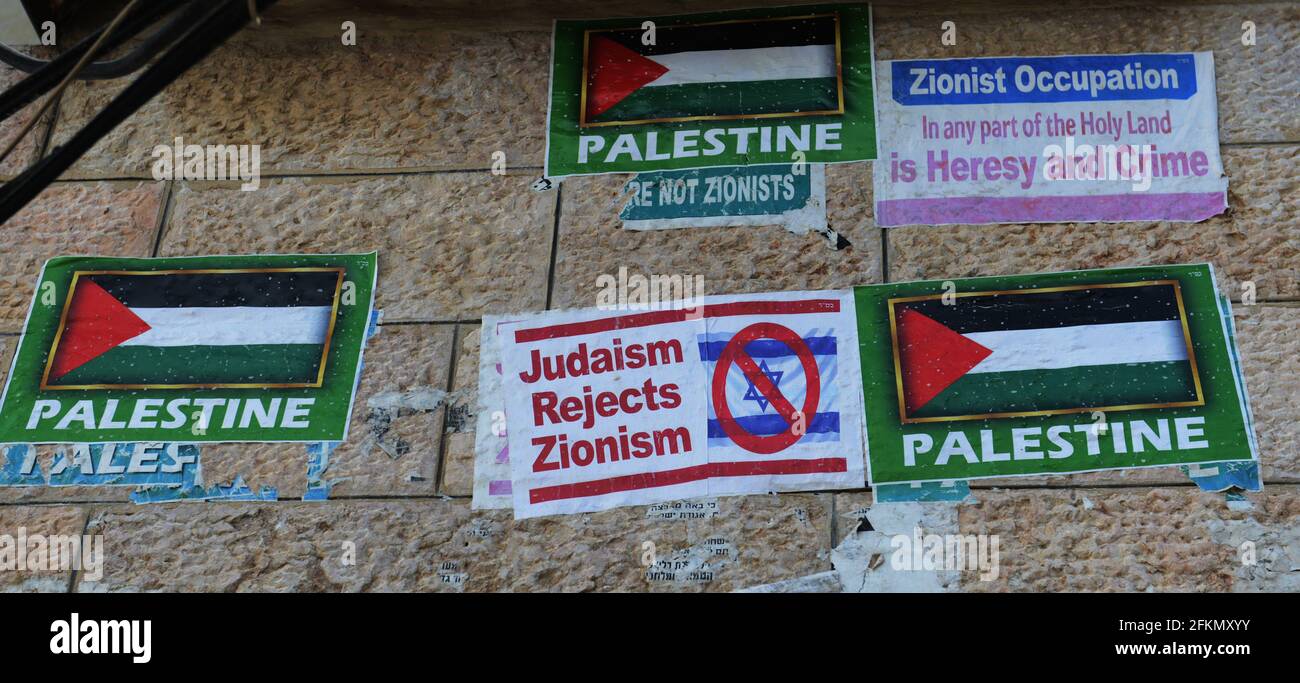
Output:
697,327,841,449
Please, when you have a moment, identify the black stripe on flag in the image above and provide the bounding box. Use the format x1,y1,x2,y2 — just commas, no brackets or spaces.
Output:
88,270,341,308
596,15,837,56
901,284,1181,334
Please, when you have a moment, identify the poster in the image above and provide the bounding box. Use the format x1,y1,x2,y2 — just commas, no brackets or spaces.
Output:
620,163,828,234
856,264,1257,484
0,253,377,444
544,3,877,179
471,313,530,510
873,53,1228,225
497,292,865,518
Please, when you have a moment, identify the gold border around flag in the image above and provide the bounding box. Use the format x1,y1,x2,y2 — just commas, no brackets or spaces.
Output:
885,280,1206,424
578,12,846,128
40,267,346,391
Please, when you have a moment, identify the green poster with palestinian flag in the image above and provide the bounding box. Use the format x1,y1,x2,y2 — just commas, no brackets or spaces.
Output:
0,253,377,444
544,3,876,178
856,265,1258,484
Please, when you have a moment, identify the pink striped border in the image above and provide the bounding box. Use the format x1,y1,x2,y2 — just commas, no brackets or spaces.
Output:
877,192,1226,226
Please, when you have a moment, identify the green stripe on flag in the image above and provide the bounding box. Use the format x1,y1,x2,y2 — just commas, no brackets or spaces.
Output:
51,344,325,386
592,77,839,124
911,361,1200,419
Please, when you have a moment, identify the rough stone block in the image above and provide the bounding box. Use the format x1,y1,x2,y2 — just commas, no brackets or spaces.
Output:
79,501,508,592
80,493,830,592
497,493,832,592
551,162,882,309
0,505,88,592
51,34,550,177
439,323,481,497
958,487,1300,591
1235,304,1299,481
201,323,456,499
161,174,555,321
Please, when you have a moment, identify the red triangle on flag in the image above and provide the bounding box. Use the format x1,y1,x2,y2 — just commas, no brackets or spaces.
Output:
585,36,669,120
48,279,151,380
896,308,992,415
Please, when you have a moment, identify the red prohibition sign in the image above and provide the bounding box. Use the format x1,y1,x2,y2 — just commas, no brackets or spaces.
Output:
712,322,821,455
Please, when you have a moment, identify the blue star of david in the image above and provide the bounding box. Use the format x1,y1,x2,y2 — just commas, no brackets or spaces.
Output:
742,360,784,412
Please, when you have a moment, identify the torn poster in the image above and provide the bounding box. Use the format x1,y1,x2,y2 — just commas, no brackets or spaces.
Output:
874,53,1227,226
856,264,1257,484
305,441,340,501
543,3,877,178
0,444,43,485
129,475,277,504
472,313,525,510
47,443,198,488
0,253,377,444
1185,460,1262,493
498,291,865,518
620,164,828,234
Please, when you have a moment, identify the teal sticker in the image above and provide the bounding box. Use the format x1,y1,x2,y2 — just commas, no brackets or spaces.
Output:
620,164,826,233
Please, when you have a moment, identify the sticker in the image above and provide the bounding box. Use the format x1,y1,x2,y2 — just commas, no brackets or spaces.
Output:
471,314,534,510
0,253,378,444
544,4,877,178
620,164,827,234
856,264,1257,484
499,291,865,518
874,53,1227,225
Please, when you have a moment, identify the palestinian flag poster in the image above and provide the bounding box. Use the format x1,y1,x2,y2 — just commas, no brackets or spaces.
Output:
855,265,1257,484
544,3,876,178
0,253,377,444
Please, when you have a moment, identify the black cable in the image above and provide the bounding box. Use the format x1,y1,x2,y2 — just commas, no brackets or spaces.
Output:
0,1,204,81
0,0,280,226
0,0,182,123
0,0,144,167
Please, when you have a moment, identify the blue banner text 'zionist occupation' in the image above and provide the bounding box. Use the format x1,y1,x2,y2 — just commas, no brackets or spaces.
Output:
892,54,1198,105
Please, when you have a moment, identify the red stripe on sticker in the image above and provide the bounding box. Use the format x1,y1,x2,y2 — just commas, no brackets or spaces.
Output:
514,299,840,343
527,457,847,504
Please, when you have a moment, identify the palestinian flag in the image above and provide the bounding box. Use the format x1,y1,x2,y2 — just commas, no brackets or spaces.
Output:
582,14,843,126
890,282,1204,422
42,268,343,389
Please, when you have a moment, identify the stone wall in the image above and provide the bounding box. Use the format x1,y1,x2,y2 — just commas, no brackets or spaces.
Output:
0,0,1295,592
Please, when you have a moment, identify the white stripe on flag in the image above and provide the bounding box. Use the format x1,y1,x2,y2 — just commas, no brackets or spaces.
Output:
966,320,1188,374
121,306,333,347
644,45,836,87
